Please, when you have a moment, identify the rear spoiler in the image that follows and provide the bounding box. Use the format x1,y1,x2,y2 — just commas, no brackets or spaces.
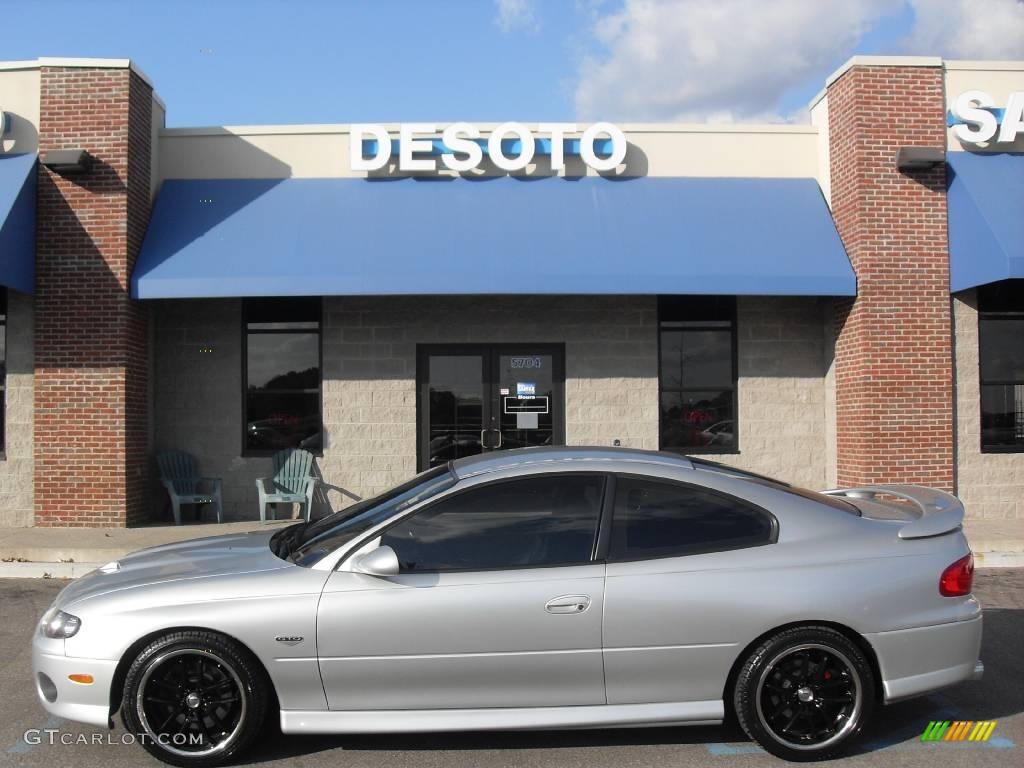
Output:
822,485,965,539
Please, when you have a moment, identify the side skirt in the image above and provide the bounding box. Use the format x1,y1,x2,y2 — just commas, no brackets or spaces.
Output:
281,700,724,735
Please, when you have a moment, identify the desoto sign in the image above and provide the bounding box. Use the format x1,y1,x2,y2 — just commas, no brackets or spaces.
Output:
350,122,627,172
949,91,1024,144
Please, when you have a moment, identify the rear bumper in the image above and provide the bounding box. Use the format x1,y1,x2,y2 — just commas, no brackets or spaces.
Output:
32,641,115,728
867,615,983,703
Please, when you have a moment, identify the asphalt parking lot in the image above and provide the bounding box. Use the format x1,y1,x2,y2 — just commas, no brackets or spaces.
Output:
1,570,1020,768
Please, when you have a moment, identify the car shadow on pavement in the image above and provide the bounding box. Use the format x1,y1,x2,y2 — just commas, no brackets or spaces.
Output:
246,721,751,762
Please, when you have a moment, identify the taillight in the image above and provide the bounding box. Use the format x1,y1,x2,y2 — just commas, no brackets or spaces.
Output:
940,553,974,597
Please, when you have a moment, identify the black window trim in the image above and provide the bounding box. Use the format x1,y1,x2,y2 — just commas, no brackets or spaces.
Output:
599,472,778,564
241,297,324,458
657,296,740,455
348,471,611,575
977,289,1024,454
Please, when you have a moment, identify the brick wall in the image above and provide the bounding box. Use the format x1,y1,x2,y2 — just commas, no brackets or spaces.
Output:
33,66,152,526
827,65,955,490
953,292,1024,519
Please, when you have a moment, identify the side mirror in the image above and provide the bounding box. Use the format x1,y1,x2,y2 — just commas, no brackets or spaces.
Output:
352,545,400,577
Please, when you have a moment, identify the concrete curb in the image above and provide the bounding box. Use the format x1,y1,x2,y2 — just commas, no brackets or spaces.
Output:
0,561,103,579
974,551,1024,568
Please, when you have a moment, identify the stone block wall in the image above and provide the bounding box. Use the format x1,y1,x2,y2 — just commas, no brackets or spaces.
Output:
953,291,1024,520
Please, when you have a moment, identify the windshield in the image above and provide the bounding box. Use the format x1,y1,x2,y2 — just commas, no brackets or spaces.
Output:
288,465,457,566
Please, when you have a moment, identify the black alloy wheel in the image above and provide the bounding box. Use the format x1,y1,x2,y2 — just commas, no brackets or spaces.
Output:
122,631,267,767
734,626,876,761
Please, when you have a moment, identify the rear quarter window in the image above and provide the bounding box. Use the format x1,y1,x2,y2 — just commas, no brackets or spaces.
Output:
610,476,776,560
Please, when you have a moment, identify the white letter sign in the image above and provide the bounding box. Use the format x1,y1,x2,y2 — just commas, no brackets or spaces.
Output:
350,124,391,171
951,91,1024,144
441,122,483,172
350,122,628,173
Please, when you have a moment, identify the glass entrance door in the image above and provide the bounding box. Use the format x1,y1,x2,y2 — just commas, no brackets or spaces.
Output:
417,345,565,471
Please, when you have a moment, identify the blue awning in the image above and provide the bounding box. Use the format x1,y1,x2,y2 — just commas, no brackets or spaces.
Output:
948,152,1024,292
132,175,855,299
0,153,36,294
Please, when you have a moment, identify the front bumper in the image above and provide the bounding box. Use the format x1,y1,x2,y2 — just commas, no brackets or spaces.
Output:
867,614,984,703
32,637,116,728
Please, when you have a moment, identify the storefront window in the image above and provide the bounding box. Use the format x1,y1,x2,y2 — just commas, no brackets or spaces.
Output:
658,296,737,453
979,280,1024,452
243,297,322,454
0,288,6,457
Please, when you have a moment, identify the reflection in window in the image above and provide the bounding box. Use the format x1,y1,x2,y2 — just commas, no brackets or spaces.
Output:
426,355,484,467
978,280,1024,452
243,298,322,453
381,474,604,572
610,477,774,560
658,297,737,452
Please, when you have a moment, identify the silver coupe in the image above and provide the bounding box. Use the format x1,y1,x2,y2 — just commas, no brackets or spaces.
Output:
32,447,983,765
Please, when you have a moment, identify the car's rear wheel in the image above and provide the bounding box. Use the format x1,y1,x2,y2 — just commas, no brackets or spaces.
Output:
121,630,267,767
733,626,875,761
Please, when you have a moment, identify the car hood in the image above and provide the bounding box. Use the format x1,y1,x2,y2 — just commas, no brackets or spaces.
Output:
56,531,290,609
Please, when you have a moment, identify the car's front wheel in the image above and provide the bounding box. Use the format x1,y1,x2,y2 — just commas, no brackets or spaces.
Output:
733,626,875,761
121,630,267,767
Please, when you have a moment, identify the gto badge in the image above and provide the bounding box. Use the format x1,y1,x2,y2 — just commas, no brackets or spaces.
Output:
274,636,304,645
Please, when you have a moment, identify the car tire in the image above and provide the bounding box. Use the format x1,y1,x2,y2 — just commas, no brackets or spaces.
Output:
121,630,268,768
733,625,875,761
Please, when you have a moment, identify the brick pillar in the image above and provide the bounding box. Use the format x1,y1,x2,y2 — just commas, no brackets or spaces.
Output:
34,65,152,526
827,64,954,490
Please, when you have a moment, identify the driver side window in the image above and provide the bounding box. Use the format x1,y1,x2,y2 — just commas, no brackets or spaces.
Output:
380,474,605,573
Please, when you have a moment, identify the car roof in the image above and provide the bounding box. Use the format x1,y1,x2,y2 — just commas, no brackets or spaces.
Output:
450,446,696,479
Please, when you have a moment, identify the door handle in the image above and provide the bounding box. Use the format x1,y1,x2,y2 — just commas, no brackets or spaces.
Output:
480,428,503,449
545,595,591,614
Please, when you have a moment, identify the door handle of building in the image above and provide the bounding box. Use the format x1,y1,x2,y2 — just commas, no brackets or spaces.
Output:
480,428,503,449
545,595,591,614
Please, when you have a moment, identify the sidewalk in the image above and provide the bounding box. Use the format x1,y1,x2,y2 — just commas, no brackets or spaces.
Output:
1,517,1021,578
0,519,293,578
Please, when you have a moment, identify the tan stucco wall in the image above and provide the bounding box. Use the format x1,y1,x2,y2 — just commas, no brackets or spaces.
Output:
0,291,34,526
0,66,40,154
157,123,820,182
954,292,1024,520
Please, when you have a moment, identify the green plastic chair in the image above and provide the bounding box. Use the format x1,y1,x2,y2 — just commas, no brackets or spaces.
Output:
256,448,317,523
156,452,223,525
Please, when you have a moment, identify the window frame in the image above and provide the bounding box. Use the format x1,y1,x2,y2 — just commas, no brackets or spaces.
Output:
657,296,739,455
600,473,778,563
365,471,611,574
241,297,324,457
977,282,1024,454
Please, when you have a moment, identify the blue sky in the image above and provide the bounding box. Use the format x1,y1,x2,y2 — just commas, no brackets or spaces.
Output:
1,1,1020,126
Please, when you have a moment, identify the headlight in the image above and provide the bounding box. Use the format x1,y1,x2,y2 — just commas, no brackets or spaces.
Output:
40,608,82,639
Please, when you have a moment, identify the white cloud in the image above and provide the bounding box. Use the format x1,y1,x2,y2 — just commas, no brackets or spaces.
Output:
495,0,540,33
572,0,1024,123
906,0,1024,60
